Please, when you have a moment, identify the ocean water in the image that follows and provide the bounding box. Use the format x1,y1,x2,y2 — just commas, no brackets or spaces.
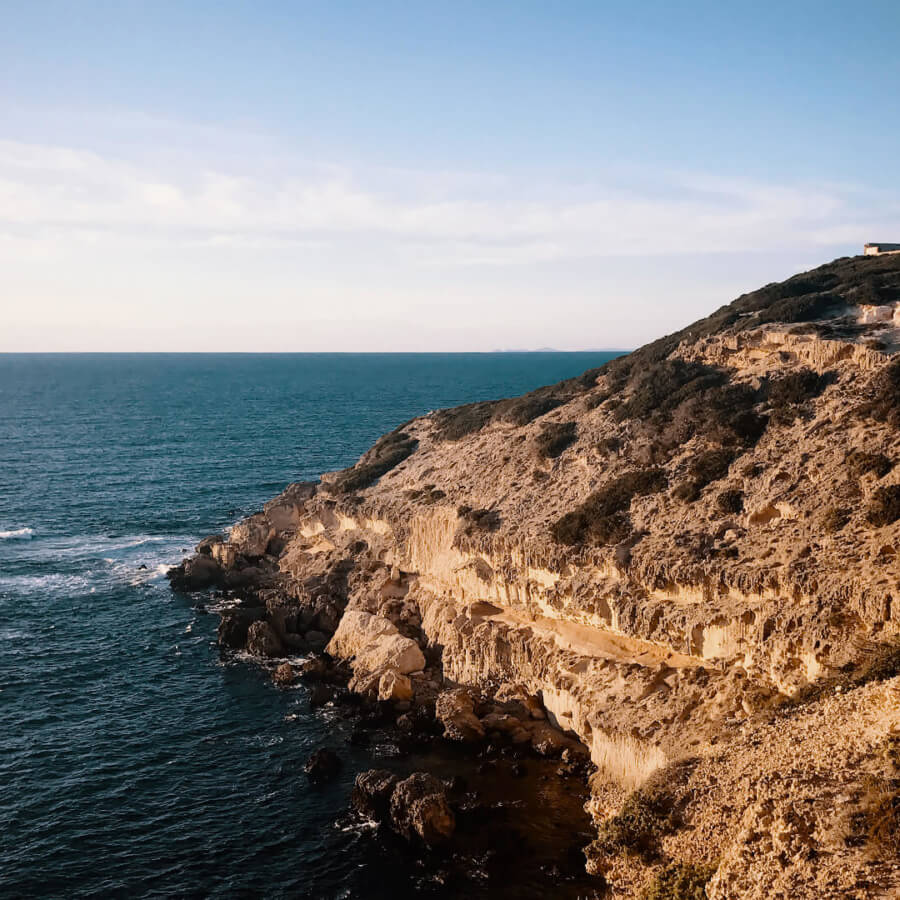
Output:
0,352,618,899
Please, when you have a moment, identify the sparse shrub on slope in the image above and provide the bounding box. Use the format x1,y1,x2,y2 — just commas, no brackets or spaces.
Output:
716,489,744,515
823,506,851,533
672,480,702,503
753,291,845,327
326,430,418,494
866,485,900,527
534,421,578,458
613,360,728,425
493,382,576,426
431,401,499,441
432,374,598,442
456,506,501,538
691,448,736,487
673,448,737,504
643,863,717,900
768,367,835,406
861,773,900,859
846,450,894,480
664,382,768,449
591,791,672,861
857,357,900,430
551,468,668,546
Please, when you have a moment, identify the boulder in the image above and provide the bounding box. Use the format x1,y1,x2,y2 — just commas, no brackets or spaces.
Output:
435,688,486,742
272,663,295,685
217,607,265,649
246,620,284,658
196,534,224,556
530,722,583,758
229,513,274,558
389,773,456,846
378,669,414,702
352,769,400,820
327,610,425,677
304,748,341,783
168,555,223,590
480,712,522,734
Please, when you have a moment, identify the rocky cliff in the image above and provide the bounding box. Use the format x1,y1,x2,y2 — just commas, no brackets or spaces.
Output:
172,252,900,899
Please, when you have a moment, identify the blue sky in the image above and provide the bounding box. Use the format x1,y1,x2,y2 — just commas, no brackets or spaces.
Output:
2,1,899,350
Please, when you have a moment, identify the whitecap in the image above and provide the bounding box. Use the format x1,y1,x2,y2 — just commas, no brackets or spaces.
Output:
0,527,34,540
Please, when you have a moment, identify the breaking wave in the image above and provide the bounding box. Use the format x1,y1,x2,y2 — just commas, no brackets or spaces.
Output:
0,527,34,540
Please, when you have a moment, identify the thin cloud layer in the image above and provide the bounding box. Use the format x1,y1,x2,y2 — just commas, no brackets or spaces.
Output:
1,138,896,265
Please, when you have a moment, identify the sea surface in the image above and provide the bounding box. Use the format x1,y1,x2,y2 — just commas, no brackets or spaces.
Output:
0,352,619,899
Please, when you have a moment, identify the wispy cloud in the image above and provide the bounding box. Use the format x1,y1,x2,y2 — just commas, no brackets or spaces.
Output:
0,138,897,265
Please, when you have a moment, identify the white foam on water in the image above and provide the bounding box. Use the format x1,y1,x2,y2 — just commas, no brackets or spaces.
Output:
0,527,34,540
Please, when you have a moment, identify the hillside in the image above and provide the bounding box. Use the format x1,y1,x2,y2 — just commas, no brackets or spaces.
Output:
172,253,900,898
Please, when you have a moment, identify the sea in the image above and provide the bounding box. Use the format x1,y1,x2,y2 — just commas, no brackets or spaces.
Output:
0,352,619,899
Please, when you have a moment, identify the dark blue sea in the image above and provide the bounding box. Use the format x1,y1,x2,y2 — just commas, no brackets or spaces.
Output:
0,352,618,899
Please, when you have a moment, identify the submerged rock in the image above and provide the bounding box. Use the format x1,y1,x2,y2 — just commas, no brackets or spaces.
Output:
272,662,295,685
304,748,342,783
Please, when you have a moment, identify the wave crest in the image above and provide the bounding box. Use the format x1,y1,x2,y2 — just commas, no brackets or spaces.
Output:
0,527,34,540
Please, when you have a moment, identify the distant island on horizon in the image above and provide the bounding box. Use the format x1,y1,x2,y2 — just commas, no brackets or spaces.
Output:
490,346,628,353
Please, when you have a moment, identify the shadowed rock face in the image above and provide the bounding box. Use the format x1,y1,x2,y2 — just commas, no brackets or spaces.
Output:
388,773,455,846
171,254,900,897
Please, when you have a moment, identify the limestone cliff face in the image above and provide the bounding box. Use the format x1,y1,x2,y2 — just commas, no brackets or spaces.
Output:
177,253,900,898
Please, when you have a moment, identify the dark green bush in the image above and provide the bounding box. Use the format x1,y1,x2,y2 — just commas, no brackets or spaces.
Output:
456,506,501,536
823,506,851,533
431,401,499,441
664,383,767,448
591,790,674,861
535,421,578,458
754,291,844,326
857,358,900,429
673,480,701,503
598,435,622,454
716,489,744,514
642,862,717,900
613,360,728,424
551,469,668,546
767,368,835,407
326,430,418,494
846,450,894,480
494,386,571,426
867,485,900,527
689,448,736,488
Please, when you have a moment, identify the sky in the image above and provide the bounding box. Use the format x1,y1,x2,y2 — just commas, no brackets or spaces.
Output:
2,0,899,351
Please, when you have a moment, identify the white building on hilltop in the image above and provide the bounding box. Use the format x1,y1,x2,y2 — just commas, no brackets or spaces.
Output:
864,242,900,256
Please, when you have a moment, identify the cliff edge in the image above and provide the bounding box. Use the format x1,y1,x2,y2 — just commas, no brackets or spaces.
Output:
172,253,900,898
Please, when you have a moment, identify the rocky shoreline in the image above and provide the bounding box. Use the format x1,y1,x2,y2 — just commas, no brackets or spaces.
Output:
169,514,604,895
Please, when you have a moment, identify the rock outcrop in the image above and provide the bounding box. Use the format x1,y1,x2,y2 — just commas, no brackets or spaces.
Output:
388,773,456,846
170,253,900,897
